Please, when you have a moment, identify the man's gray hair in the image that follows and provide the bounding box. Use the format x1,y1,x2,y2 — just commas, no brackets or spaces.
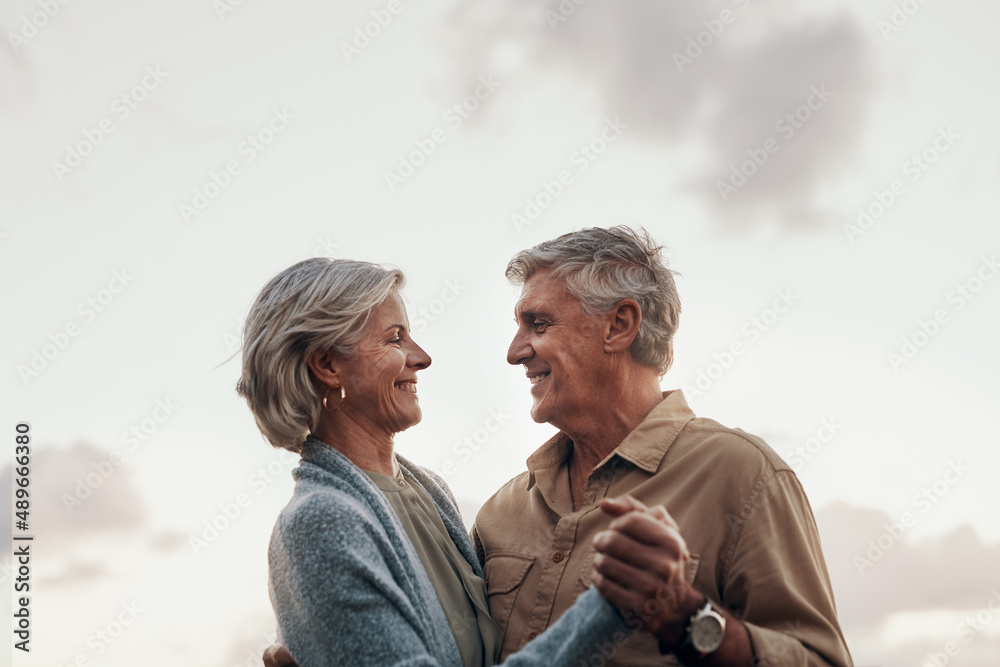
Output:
506,226,681,375
236,258,404,451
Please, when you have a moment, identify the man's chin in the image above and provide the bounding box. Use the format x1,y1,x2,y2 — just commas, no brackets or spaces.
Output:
528,402,550,425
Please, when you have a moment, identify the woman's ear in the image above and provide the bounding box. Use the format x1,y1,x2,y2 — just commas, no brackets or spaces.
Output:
306,348,341,389
603,299,642,354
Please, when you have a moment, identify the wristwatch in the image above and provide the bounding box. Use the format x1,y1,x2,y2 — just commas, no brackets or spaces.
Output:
680,598,726,657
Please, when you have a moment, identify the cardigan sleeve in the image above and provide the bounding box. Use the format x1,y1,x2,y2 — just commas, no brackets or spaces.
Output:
269,493,450,667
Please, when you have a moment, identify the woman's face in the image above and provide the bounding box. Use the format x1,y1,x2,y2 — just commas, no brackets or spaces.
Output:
337,292,431,436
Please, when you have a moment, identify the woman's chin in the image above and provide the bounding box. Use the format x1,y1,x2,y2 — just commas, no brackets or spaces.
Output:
393,410,423,433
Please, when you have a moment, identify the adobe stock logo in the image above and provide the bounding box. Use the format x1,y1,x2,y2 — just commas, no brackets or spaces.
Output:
51,66,169,182
853,459,970,575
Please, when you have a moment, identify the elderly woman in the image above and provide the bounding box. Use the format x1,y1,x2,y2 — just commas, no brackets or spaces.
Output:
236,258,654,667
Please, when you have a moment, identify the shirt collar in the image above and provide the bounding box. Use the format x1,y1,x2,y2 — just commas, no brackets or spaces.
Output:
525,389,696,489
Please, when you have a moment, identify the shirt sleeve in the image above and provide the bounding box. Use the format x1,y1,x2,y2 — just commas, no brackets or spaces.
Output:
724,470,853,667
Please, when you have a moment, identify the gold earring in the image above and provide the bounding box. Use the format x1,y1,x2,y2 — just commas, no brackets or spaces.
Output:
322,386,346,412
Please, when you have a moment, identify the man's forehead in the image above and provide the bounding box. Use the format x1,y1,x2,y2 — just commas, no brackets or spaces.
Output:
513,270,578,315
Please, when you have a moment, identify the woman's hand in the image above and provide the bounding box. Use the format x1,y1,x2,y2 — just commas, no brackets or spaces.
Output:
591,496,706,650
262,641,297,667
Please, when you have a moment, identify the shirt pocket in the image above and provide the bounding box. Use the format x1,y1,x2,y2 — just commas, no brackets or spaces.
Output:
483,552,535,634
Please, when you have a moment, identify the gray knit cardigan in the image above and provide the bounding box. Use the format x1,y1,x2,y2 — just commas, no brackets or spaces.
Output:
268,436,630,667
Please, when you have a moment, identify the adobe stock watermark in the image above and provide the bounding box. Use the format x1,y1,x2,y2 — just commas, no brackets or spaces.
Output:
51,65,169,182
878,0,932,40
681,288,798,400
190,448,300,555
853,459,970,575
57,600,144,667
7,0,75,54
312,234,341,258
785,418,843,473
844,125,959,243
887,255,997,372
922,589,1000,667
17,268,135,386
340,0,413,64
716,84,833,202
510,117,628,233
408,279,467,334
212,0,249,21
178,107,295,224
433,407,511,480
384,74,501,192
545,0,589,31
673,0,752,73
61,398,179,514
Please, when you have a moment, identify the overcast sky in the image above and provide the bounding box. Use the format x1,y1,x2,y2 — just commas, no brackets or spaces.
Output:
2,1,999,666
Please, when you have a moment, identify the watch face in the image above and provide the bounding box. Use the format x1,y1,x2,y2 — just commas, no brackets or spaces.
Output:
691,615,725,652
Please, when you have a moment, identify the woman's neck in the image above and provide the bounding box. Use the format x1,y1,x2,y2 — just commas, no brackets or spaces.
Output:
311,416,399,476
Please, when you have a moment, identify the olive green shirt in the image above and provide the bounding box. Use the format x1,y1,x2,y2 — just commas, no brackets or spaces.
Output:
365,468,503,666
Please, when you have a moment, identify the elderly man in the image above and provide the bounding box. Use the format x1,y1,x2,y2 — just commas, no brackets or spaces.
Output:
474,226,851,665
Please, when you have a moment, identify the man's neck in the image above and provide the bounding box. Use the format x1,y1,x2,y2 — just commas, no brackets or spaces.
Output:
563,379,664,510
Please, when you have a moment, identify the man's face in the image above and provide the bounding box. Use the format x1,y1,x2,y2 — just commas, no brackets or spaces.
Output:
507,268,610,432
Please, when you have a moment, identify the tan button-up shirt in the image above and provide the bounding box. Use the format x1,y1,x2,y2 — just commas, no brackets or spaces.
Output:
472,390,852,666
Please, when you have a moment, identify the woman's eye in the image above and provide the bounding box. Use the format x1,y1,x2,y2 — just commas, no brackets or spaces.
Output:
389,336,403,344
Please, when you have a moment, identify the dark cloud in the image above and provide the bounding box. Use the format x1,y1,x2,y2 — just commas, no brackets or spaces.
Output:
816,502,1000,631
442,0,881,231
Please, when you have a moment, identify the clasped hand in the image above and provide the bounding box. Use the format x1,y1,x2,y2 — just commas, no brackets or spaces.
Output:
591,495,705,651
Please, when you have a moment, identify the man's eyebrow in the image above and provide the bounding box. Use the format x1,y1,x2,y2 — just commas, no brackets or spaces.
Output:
514,308,549,322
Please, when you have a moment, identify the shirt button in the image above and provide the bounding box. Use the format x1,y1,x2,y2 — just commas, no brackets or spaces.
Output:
527,631,538,640
552,551,564,563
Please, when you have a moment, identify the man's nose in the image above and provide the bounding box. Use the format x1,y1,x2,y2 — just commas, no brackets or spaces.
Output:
507,330,531,366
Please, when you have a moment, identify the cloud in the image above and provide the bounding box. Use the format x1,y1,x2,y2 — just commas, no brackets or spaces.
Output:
2,441,155,588
38,559,113,588
442,0,882,230
5,442,147,545
816,502,1000,630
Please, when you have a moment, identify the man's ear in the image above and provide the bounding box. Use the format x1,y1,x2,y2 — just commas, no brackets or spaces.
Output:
603,299,642,354
305,348,342,389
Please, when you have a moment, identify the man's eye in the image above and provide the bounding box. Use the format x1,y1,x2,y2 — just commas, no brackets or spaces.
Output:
532,321,549,332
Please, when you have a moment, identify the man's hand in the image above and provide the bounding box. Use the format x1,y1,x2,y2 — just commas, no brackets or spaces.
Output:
592,496,755,664
263,642,297,667
591,496,705,649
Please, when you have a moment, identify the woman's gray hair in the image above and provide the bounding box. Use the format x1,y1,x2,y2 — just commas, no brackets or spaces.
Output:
236,258,405,451
505,226,681,376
